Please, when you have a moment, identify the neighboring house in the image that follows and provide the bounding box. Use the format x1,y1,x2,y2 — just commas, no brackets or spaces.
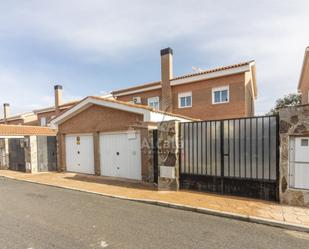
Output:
1,85,113,127
34,85,79,127
298,46,309,104
0,103,38,126
1,47,258,184
51,96,194,181
1,48,257,125
112,48,257,120
0,124,57,172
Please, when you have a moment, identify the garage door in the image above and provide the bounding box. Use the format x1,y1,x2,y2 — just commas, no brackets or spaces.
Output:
65,134,94,174
100,132,141,180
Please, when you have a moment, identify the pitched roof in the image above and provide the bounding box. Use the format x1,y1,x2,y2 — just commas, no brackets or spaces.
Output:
112,61,254,95
33,100,79,114
0,112,36,122
51,96,198,125
89,96,199,121
172,61,254,80
0,124,57,136
298,47,309,90
112,81,161,95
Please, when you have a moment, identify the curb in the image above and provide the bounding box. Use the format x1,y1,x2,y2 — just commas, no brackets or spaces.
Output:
1,175,309,233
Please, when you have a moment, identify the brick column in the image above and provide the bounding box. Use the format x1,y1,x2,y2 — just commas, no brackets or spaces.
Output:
57,133,66,172
93,132,101,176
157,120,180,191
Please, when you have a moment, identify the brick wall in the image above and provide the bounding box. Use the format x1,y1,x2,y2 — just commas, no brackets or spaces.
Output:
116,73,249,120
57,104,154,181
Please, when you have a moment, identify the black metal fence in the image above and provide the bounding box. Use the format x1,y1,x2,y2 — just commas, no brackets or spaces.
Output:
179,115,279,201
8,138,26,172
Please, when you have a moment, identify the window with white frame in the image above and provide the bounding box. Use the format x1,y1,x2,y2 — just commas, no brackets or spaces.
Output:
178,92,192,108
212,86,229,104
40,117,47,126
148,96,160,110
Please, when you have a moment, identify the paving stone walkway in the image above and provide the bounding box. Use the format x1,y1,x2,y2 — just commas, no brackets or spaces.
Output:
1,170,308,228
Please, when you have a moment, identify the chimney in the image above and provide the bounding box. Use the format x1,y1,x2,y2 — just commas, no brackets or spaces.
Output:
160,47,173,112
54,85,63,114
3,103,10,124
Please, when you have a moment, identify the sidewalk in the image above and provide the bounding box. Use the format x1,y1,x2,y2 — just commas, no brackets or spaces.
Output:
1,170,309,231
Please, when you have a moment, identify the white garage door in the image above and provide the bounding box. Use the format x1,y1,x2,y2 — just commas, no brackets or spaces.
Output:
100,132,141,180
65,134,94,174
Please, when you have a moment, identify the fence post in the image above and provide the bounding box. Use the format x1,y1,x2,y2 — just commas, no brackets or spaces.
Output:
220,121,224,194
157,120,180,191
152,129,158,184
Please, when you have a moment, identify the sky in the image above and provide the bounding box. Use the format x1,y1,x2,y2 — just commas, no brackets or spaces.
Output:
0,0,309,117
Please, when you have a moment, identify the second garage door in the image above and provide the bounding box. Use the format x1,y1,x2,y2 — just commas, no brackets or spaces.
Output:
100,132,141,180
65,134,94,174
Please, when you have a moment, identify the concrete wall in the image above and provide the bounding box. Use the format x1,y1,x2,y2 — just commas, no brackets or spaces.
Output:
0,138,9,169
279,104,309,206
24,136,38,173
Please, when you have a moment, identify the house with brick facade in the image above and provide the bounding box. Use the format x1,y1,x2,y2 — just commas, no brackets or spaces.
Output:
33,85,78,127
112,48,257,120
1,47,260,185
298,46,309,103
51,96,194,180
1,47,258,125
0,103,38,126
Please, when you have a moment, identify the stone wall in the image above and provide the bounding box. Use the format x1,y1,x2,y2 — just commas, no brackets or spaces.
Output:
157,120,180,191
279,104,309,207
24,136,38,173
141,127,155,182
0,138,9,169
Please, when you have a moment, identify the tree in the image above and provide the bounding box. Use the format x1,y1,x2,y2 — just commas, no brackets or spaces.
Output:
268,93,302,115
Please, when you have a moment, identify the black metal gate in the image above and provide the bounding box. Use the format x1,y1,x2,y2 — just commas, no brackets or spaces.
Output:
179,115,279,201
8,138,26,172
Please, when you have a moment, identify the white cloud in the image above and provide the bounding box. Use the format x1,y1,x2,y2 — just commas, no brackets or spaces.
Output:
0,0,308,115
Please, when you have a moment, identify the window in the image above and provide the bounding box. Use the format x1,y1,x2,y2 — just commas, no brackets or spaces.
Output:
301,139,309,147
178,92,192,108
40,117,46,126
212,86,229,104
148,96,160,110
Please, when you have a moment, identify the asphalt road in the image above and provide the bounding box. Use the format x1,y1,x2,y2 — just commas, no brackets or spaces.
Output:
0,177,308,249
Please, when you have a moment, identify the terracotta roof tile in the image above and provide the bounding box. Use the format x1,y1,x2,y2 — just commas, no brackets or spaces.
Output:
172,61,254,80
112,81,161,94
111,61,254,94
0,125,57,136
52,96,199,122
34,100,79,114
90,96,199,121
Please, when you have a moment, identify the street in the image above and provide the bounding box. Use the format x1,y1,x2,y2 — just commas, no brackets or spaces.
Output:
0,177,308,249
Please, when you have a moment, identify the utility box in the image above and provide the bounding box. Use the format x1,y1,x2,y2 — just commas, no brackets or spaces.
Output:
289,137,309,190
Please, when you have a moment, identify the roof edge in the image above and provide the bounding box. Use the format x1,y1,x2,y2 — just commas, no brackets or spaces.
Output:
112,61,254,96
51,96,198,126
298,47,309,90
